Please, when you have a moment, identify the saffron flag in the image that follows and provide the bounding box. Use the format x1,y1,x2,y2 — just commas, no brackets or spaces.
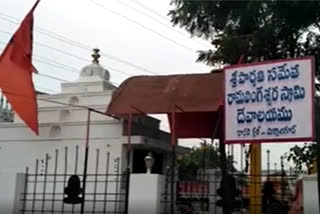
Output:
0,0,40,134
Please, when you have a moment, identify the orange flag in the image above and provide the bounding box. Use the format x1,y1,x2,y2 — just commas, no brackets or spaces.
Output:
0,0,40,134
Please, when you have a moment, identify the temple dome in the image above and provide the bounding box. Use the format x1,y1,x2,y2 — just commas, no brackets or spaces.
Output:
80,48,110,81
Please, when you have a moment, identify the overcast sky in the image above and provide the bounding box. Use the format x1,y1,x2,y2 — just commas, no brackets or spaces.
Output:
0,0,305,170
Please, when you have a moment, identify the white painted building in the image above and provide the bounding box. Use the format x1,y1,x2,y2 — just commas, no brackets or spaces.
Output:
0,50,188,214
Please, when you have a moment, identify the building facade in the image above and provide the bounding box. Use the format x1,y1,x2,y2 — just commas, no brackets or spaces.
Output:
0,50,187,214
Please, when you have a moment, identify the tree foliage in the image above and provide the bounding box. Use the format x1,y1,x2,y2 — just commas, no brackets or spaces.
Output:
284,142,317,173
169,0,320,72
177,143,234,180
170,0,320,173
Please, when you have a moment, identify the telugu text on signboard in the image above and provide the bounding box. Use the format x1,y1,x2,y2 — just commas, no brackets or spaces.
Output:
224,57,314,143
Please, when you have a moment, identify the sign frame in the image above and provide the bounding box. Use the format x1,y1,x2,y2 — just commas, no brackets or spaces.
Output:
223,56,315,144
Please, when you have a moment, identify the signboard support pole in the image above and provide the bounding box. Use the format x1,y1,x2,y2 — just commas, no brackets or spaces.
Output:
124,113,132,214
316,140,320,213
249,144,262,214
315,101,320,212
170,107,176,214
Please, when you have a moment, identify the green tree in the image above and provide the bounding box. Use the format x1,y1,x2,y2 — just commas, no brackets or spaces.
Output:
169,0,320,71
285,142,317,173
170,0,320,176
177,143,235,180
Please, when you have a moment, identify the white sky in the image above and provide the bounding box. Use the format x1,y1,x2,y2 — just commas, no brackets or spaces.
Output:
0,0,305,170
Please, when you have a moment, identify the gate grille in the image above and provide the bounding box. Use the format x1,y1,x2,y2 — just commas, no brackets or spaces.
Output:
19,146,129,214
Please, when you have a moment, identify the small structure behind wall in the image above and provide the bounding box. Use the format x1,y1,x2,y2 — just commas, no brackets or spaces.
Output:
132,149,164,174
128,152,165,214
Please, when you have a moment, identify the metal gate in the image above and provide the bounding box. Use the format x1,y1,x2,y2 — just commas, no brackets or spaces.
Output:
161,143,300,214
18,145,129,214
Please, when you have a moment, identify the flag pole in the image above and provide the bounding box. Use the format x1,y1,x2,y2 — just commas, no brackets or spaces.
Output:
81,109,91,214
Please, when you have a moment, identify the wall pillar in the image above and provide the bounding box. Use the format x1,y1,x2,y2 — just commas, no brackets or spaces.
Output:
303,174,319,214
128,174,165,214
13,173,26,214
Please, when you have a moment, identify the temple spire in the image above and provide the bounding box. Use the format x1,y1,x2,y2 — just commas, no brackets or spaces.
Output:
92,48,100,64
79,48,110,81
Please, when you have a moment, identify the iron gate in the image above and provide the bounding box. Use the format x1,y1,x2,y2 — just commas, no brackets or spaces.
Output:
18,145,129,214
161,143,300,214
